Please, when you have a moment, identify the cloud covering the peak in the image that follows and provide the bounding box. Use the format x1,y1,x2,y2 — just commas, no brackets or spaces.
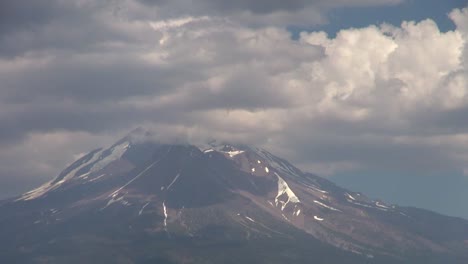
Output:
0,0,468,217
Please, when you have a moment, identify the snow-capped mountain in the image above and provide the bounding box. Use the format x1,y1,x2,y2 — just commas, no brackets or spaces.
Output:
1,130,468,263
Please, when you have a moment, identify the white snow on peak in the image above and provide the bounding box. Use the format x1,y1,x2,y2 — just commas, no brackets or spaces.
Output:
109,157,162,198
306,184,328,194
15,182,55,201
274,173,300,211
166,173,181,190
139,202,150,216
109,144,175,200
245,216,255,222
203,148,214,153
253,148,301,179
88,141,130,173
348,200,391,211
62,150,102,181
376,201,390,209
121,200,131,206
101,195,124,210
88,174,106,183
18,150,101,201
346,193,356,201
163,202,168,227
314,200,341,212
349,201,374,209
17,141,131,202
225,150,244,157
78,172,90,180
203,144,245,158
314,215,324,221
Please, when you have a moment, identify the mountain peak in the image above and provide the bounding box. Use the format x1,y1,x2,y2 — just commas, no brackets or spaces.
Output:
3,131,468,263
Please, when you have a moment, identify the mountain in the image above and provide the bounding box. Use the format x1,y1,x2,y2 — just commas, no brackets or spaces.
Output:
1,129,468,263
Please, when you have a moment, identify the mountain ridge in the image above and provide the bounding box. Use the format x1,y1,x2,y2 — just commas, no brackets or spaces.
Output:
1,130,468,263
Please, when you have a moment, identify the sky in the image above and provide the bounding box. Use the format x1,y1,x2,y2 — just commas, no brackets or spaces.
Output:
1,0,468,218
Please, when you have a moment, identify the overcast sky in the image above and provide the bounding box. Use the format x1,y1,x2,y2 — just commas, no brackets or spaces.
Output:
1,0,468,218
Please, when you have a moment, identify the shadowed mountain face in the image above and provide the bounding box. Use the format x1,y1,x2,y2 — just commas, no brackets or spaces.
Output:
1,131,468,263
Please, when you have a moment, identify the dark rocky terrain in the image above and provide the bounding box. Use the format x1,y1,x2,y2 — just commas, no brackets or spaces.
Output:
1,129,467,263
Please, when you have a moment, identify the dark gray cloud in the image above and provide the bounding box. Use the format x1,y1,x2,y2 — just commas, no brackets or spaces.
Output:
0,0,64,32
131,0,403,27
1,58,186,103
138,0,402,15
188,0,309,14
0,1,107,57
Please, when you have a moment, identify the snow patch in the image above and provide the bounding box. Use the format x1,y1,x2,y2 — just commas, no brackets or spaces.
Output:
376,207,389,212
275,173,300,211
139,202,150,216
265,167,269,173
376,201,389,209
314,200,341,212
89,141,129,173
15,183,53,201
62,150,102,181
349,201,373,208
17,149,103,201
251,168,255,173
306,185,328,194
109,157,163,198
346,193,356,201
245,216,255,222
121,200,131,206
89,174,106,183
78,172,90,179
17,141,130,201
102,196,124,210
254,148,301,178
226,150,244,157
314,216,324,221
167,173,180,190
163,202,168,227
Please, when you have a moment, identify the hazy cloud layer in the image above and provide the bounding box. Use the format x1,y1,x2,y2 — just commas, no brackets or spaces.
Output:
0,0,468,206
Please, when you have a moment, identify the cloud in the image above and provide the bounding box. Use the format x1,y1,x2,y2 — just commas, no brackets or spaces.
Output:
0,0,467,201
132,0,404,26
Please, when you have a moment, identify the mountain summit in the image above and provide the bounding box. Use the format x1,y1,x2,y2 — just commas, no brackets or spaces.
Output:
1,131,468,263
